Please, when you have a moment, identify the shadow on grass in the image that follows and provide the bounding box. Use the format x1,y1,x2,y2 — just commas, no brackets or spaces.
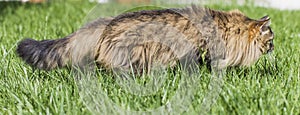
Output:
225,61,279,79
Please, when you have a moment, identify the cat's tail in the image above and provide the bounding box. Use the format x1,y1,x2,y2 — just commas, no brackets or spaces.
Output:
16,18,111,71
16,37,71,70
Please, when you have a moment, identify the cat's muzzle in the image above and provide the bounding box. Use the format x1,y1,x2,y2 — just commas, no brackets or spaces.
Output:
267,43,274,53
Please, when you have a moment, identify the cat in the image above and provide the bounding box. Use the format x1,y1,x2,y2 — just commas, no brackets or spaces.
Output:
16,5,274,73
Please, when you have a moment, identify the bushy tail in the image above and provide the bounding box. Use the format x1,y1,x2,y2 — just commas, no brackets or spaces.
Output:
16,18,112,71
16,37,70,70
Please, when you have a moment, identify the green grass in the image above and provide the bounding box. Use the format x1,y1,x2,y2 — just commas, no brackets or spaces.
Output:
1,0,300,114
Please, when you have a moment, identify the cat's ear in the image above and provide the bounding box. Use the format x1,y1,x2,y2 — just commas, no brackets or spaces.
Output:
252,15,271,33
257,15,271,28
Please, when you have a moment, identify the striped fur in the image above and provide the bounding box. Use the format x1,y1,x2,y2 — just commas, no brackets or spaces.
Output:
16,5,274,72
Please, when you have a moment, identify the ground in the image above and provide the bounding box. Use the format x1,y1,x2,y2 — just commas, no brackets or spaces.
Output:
1,0,300,114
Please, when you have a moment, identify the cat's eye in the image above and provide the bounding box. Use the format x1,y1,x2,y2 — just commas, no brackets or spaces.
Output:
261,26,269,32
266,39,273,44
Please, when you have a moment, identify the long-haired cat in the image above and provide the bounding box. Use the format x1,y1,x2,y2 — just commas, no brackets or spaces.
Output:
16,5,274,73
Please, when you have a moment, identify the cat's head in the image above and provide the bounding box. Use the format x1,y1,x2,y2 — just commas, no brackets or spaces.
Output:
222,15,275,67
250,16,274,54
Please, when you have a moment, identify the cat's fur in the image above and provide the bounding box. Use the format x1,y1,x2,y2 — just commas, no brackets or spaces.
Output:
16,5,274,72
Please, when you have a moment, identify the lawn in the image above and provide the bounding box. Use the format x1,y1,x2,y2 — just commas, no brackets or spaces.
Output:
1,0,300,114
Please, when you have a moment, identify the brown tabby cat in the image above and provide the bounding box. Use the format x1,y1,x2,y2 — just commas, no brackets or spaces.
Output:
16,5,274,73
